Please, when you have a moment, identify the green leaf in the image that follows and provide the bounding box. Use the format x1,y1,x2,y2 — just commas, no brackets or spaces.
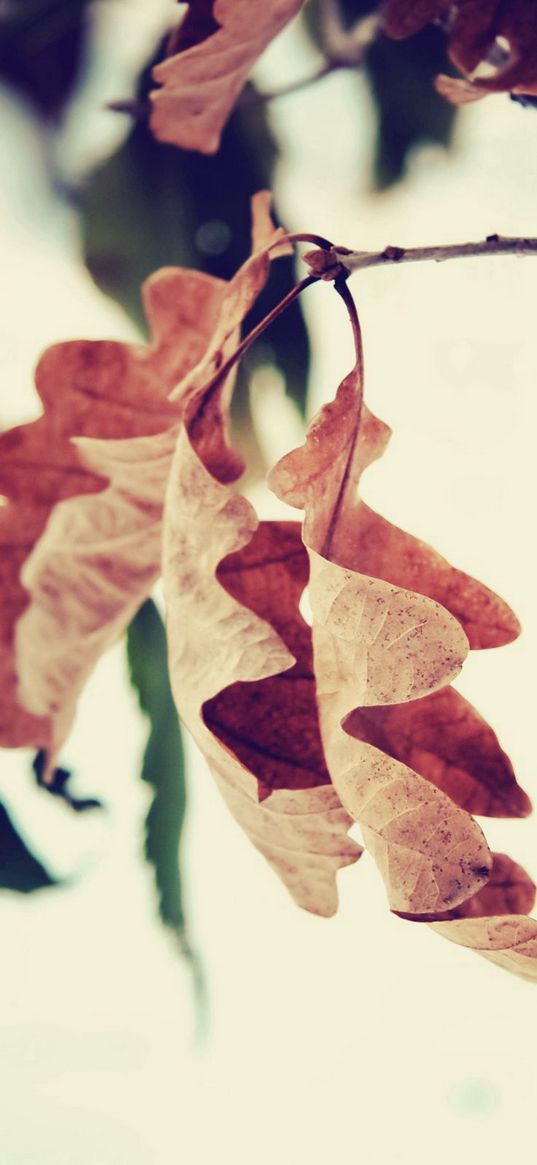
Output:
127,600,207,1033
306,0,457,188
0,802,57,893
127,598,190,938
78,54,310,415
366,25,457,189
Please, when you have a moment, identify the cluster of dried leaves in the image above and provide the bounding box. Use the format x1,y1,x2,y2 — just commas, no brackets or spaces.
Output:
2,192,536,981
384,0,537,104
148,0,537,156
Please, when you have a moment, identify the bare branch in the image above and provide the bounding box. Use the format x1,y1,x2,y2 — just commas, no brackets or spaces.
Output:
330,234,537,276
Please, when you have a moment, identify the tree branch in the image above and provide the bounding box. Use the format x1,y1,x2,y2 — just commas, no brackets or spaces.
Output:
332,234,537,276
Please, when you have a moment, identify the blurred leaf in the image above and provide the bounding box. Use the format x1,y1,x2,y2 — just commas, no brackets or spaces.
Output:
0,0,88,118
78,52,310,415
32,749,102,813
307,0,457,187
0,802,57,892
366,25,457,188
127,597,189,939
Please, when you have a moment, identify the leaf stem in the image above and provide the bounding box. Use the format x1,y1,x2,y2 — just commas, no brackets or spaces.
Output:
283,231,334,250
191,274,319,409
333,274,363,368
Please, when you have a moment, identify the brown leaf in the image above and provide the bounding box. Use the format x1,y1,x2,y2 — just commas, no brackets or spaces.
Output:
0,269,225,752
397,851,536,921
271,380,519,649
344,687,531,819
206,521,333,800
6,192,283,758
150,0,304,154
270,354,498,913
309,556,491,913
213,523,529,820
434,73,491,105
162,431,360,916
384,0,537,104
382,0,448,40
430,914,537,982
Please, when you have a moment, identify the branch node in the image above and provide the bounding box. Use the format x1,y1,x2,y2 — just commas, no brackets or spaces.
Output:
303,245,352,282
382,244,406,262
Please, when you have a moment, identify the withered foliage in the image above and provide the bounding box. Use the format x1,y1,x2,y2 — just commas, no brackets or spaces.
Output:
146,0,537,160
383,0,537,104
150,0,304,153
1,194,535,980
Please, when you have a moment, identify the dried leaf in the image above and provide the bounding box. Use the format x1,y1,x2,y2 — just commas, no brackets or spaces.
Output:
150,0,304,154
1,268,225,753
345,687,531,819
271,379,519,649
430,915,537,981
397,852,536,921
269,352,506,913
384,0,537,104
5,192,285,761
383,0,447,40
434,73,491,104
163,433,360,916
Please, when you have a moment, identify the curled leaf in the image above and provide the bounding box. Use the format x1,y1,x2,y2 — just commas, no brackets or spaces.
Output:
163,429,360,916
383,1,447,40
397,851,536,921
270,351,501,913
345,687,531,819
383,0,537,104
2,269,225,756
430,915,537,982
3,192,288,769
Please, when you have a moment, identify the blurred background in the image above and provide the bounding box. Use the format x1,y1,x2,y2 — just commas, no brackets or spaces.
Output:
1,2,537,1162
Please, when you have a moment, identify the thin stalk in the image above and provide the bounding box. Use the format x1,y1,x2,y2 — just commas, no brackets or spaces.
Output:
189,274,319,415
333,274,363,368
319,277,364,561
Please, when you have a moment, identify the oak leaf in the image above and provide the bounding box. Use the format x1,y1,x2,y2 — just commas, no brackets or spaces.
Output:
150,0,304,154
345,687,531,819
163,433,360,915
2,189,533,977
430,915,537,982
3,193,283,761
268,345,529,911
0,268,224,753
397,852,536,921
